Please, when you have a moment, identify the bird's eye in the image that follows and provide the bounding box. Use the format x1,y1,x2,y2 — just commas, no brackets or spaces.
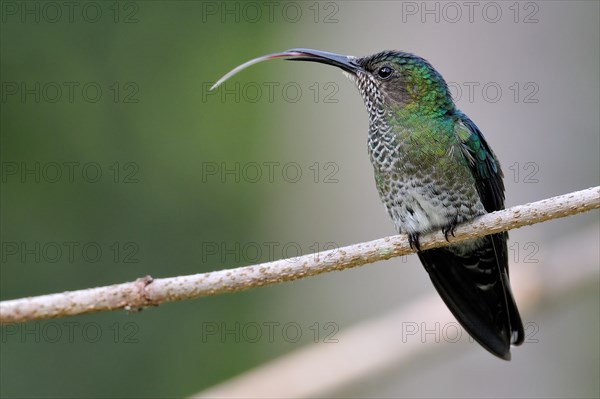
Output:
377,66,393,79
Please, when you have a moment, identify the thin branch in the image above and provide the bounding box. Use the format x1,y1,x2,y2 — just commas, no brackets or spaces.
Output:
1,186,598,324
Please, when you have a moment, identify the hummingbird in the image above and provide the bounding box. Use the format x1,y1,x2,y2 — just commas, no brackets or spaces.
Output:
211,48,524,360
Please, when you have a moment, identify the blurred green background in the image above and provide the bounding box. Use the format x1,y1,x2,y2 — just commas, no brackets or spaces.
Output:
1,1,598,398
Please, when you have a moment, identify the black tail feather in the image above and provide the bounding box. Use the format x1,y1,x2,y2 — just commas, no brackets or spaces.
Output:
417,232,524,360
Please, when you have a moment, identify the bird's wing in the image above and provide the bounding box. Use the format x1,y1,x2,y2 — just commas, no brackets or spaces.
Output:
417,113,525,358
454,112,505,213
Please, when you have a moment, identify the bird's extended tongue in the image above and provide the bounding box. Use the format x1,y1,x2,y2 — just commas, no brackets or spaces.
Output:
210,49,358,91
210,51,310,91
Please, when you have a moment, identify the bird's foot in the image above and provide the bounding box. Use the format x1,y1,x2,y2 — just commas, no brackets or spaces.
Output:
442,216,459,241
408,232,421,251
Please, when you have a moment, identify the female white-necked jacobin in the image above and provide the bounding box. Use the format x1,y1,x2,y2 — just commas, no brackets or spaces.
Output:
212,49,525,360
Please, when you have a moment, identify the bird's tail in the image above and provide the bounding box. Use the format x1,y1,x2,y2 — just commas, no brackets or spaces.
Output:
417,232,524,360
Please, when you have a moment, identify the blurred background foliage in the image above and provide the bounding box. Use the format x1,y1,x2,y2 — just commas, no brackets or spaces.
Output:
1,1,598,398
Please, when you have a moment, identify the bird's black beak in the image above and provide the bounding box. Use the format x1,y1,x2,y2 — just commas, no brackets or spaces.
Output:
211,48,361,91
282,48,361,74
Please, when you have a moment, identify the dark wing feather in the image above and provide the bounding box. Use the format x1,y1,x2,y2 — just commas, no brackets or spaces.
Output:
455,112,505,212
416,113,524,360
455,113,524,347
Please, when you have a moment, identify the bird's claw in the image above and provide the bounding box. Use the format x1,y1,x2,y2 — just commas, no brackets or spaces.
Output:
442,217,458,241
408,232,421,251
